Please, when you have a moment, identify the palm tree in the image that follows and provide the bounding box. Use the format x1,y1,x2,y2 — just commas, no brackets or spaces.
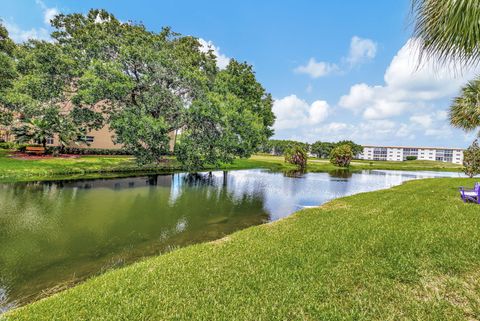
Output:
450,79,480,132
412,0,480,132
12,118,54,149
412,0,480,67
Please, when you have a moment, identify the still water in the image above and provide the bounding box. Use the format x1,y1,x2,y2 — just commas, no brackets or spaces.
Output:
0,169,463,312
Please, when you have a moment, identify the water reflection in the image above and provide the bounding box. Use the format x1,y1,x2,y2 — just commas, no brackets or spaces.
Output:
0,169,464,312
328,169,353,179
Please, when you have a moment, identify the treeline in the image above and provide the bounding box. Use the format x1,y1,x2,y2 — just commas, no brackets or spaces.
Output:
257,140,309,156
259,139,363,158
0,10,274,169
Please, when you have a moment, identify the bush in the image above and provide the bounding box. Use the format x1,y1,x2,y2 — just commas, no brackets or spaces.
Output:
405,156,417,161
17,144,34,152
463,140,480,178
0,142,16,150
330,144,353,168
45,146,131,156
284,146,307,168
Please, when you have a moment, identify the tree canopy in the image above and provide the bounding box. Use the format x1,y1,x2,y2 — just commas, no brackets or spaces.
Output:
0,9,274,168
411,0,480,136
330,144,354,168
463,139,480,178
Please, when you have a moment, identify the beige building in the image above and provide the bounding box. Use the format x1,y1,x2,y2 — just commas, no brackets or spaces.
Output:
0,123,177,152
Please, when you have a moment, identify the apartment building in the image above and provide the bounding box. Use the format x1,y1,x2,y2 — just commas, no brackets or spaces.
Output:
358,145,464,164
0,124,177,152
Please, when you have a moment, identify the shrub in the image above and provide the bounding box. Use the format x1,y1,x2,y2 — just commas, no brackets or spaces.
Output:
405,156,417,161
330,144,353,168
17,144,29,152
463,140,480,178
284,146,307,168
0,142,16,150
45,146,131,156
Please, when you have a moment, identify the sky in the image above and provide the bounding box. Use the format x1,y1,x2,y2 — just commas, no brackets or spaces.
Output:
1,0,477,148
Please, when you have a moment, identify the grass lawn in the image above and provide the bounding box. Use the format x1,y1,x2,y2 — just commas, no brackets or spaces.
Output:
0,150,462,182
238,155,463,172
6,177,480,320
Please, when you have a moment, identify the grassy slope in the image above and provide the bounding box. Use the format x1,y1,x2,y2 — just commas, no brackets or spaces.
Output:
0,151,462,182
6,178,480,321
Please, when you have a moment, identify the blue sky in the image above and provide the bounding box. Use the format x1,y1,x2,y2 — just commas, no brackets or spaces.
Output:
1,0,477,148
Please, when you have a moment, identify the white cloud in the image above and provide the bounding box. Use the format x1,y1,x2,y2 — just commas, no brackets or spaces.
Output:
273,95,329,130
3,0,58,43
410,114,432,128
2,21,50,43
339,38,480,120
43,7,59,25
309,100,330,124
294,58,338,78
338,83,376,111
198,38,231,69
322,122,349,132
294,36,377,78
35,0,59,25
347,36,377,66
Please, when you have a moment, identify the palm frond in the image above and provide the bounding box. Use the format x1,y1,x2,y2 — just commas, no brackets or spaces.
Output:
449,77,480,130
412,0,480,68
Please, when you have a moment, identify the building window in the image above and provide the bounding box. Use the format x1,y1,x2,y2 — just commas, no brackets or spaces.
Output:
78,135,95,143
46,137,54,145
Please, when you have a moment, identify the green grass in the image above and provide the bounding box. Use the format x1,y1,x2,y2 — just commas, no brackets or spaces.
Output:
242,155,463,172
6,178,480,321
0,150,462,182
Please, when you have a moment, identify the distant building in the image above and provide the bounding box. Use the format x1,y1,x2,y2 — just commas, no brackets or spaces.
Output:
0,124,177,152
358,145,464,164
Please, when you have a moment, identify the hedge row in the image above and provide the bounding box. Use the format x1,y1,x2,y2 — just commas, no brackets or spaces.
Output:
46,146,131,155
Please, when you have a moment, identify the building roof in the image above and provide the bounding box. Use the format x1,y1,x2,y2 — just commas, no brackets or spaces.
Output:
362,145,464,151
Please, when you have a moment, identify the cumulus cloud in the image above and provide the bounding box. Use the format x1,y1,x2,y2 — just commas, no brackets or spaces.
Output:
294,36,377,79
338,38,480,120
275,117,416,144
198,38,231,69
410,114,432,128
35,0,59,25
2,21,50,43
273,95,329,130
294,58,338,78
346,36,377,66
3,0,58,43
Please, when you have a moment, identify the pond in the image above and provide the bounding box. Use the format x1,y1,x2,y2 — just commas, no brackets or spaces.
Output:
0,169,464,312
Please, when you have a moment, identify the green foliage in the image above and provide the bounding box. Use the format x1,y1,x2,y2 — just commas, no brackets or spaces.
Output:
330,144,353,167
177,62,274,170
258,139,309,156
0,23,16,56
12,116,55,149
412,0,480,67
310,141,335,158
334,140,363,157
449,78,480,132
0,142,16,149
112,111,170,164
41,9,274,168
463,139,480,178
406,156,418,161
411,1,480,133
284,145,307,168
0,10,274,168
46,146,130,156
